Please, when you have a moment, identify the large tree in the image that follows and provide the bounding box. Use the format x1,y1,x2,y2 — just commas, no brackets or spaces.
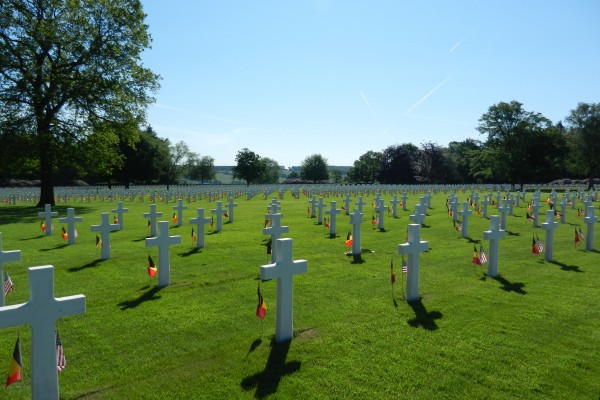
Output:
565,102,600,187
232,148,264,186
414,142,450,183
378,143,419,184
348,150,382,183
257,157,281,184
477,101,554,186
300,154,329,183
187,155,216,184
0,0,159,205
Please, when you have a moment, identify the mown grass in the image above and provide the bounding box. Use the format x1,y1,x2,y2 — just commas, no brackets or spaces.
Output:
0,188,598,399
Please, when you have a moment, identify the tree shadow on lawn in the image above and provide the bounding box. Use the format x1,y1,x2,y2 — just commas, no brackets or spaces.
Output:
407,298,442,331
550,260,584,273
240,338,301,399
117,285,162,310
481,274,527,295
68,259,104,272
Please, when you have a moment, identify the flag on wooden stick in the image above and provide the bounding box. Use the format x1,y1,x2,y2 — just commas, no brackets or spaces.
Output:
147,254,157,277
56,331,66,372
3,271,13,297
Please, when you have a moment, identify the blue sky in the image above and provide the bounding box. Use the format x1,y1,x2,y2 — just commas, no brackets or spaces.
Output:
140,0,599,167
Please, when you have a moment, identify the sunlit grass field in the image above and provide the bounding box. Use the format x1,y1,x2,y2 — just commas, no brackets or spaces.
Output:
0,187,598,399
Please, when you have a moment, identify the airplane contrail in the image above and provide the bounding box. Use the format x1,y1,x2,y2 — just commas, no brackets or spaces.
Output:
449,29,474,54
360,91,376,117
402,76,452,116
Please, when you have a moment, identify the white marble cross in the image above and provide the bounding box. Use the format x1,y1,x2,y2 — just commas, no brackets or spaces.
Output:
260,238,307,343
374,199,387,231
189,208,212,249
343,194,351,215
482,196,490,219
482,215,506,278
457,202,472,238
325,201,341,238
450,200,459,222
583,205,597,251
355,196,366,214
498,199,510,231
145,221,182,288
226,197,238,223
559,196,568,224
0,265,85,399
402,192,408,211
0,232,21,307
211,201,225,232
409,204,426,226
38,204,58,236
269,198,281,214
398,224,429,302
315,197,325,224
541,210,558,262
172,199,187,227
349,208,363,256
144,204,163,237
58,208,83,245
308,196,319,218
263,213,289,263
390,195,400,218
90,213,120,260
111,201,128,230
530,197,542,228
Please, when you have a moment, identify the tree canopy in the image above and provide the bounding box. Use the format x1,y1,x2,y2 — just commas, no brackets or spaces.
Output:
300,154,329,183
0,0,159,205
232,148,264,186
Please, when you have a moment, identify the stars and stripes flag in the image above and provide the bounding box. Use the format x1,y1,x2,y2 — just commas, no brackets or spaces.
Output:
479,245,488,264
402,256,408,274
74,228,79,238
4,271,13,297
56,331,66,372
536,235,544,253
578,227,585,242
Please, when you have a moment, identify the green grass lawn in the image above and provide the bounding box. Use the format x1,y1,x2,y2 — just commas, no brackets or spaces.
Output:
0,188,598,399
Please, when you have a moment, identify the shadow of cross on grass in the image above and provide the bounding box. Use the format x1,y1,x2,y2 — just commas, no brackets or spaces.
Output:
240,338,301,399
492,275,527,295
117,285,162,310
407,299,442,331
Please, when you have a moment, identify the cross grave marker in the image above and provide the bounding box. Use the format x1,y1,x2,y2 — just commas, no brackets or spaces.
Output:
90,213,120,260
0,232,21,307
111,201,128,230
144,204,163,237
0,265,85,400
189,208,212,249
482,215,506,278
541,210,558,262
145,221,182,288
38,204,58,236
58,208,83,245
397,224,429,302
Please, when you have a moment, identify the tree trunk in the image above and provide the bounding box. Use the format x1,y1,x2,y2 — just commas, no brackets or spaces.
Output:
36,126,55,207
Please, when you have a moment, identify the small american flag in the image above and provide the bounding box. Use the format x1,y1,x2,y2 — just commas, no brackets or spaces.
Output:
479,245,488,264
56,331,66,371
402,258,408,274
4,271,13,296
536,235,544,253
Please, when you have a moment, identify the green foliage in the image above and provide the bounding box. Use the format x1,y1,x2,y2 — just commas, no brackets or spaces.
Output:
300,154,329,183
0,0,160,204
188,155,216,184
476,101,559,184
565,102,600,181
348,151,382,183
0,189,598,398
257,157,281,184
379,144,419,184
232,148,264,186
